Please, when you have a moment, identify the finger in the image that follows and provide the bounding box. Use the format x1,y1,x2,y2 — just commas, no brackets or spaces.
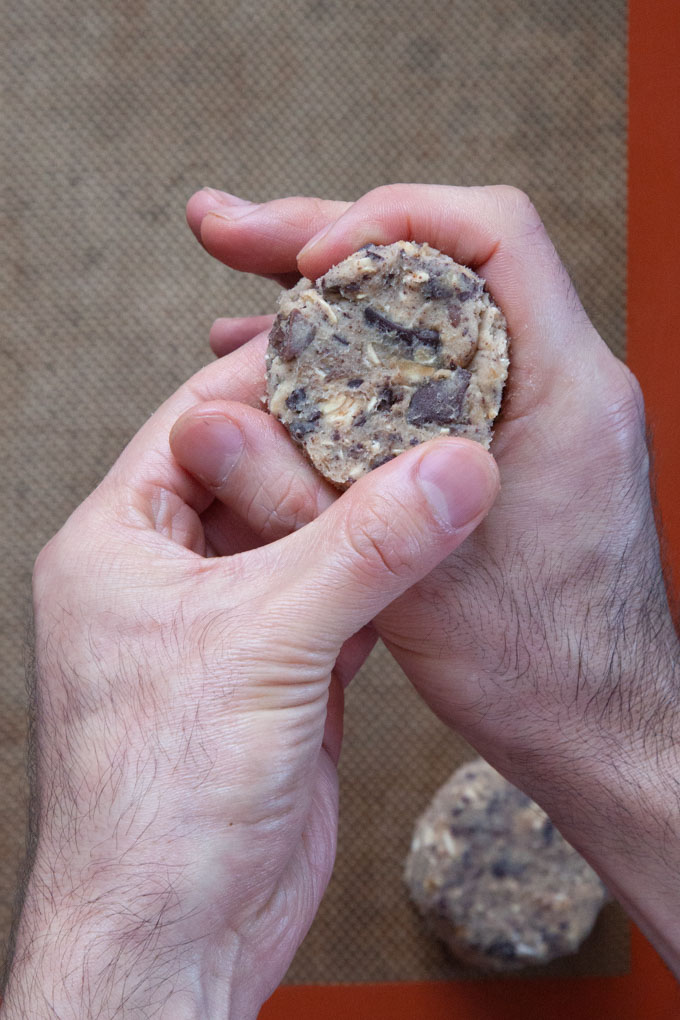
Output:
209,315,275,357
187,191,305,285
188,190,350,277
295,183,604,421
169,402,337,542
199,499,268,558
170,394,376,751
186,187,258,242
263,436,500,648
99,333,269,540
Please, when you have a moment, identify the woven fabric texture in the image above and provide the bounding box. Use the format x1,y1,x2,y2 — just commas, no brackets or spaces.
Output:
2,0,627,985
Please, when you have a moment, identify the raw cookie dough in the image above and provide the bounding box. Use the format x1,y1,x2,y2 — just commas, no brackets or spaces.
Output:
266,241,509,489
404,758,609,972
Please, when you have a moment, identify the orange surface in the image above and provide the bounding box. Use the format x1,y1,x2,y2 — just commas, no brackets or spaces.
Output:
261,0,680,1016
628,0,680,559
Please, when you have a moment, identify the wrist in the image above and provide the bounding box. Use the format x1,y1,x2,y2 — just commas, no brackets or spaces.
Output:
2,848,251,1019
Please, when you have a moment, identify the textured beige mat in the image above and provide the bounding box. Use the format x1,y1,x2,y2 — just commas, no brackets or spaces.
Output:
2,0,627,985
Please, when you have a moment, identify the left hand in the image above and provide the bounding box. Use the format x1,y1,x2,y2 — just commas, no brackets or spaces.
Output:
4,329,497,1017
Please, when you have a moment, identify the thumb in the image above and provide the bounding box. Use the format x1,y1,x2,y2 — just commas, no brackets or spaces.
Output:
271,437,499,647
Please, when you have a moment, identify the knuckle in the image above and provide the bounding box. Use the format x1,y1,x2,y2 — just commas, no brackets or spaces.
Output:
343,498,420,583
302,194,333,222
363,182,413,209
33,531,68,595
486,184,543,234
255,472,318,538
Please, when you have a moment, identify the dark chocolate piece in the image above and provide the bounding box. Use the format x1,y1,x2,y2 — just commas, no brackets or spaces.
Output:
271,309,316,362
364,307,440,350
285,387,307,411
423,276,455,301
406,370,471,426
486,939,518,963
376,385,400,411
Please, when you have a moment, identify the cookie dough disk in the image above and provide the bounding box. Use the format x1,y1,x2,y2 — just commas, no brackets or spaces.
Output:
266,241,509,489
404,758,609,972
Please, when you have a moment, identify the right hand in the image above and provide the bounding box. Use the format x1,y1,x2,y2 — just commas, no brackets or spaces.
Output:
182,183,680,969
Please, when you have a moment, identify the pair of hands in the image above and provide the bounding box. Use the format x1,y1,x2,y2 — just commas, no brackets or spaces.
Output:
4,184,678,1018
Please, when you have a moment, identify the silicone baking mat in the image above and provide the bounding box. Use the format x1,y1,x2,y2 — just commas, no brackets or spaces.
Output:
4,0,675,1015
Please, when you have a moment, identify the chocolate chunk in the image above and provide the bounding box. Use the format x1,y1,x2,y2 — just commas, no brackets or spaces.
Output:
542,819,555,846
285,387,307,411
491,856,527,879
347,378,363,388
485,792,504,815
376,385,399,411
487,939,518,963
289,417,319,441
456,278,484,301
423,276,455,301
353,413,368,427
359,244,384,260
371,453,396,469
364,308,439,350
406,370,472,426
271,309,316,362
364,305,411,338
268,319,287,353
332,333,350,345
363,306,421,346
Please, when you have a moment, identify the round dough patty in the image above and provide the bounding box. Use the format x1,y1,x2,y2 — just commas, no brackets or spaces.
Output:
266,241,509,489
404,758,609,971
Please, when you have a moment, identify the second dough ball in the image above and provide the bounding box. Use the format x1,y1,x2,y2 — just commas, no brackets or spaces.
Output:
404,758,610,971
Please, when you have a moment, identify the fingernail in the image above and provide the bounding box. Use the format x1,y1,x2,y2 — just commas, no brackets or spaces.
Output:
187,415,244,486
298,221,334,257
417,443,499,530
205,203,260,222
200,188,260,221
201,187,253,207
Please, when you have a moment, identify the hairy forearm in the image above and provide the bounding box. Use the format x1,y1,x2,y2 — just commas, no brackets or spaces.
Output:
542,739,680,976
506,610,680,976
1,857,239,1019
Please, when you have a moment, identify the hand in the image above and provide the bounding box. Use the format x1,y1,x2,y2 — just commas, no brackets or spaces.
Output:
3,329,498,1017
183,183,680,970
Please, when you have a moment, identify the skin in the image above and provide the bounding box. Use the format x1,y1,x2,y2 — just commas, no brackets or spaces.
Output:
0,267,497,1013
2,184,679,1017
184,184,680,965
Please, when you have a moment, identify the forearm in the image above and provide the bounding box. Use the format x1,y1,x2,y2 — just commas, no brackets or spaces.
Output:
538,744,680,976
1,852,245,1019
507,617,680,975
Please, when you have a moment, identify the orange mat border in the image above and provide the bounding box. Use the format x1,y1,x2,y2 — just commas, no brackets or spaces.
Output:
261,0,680,1015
